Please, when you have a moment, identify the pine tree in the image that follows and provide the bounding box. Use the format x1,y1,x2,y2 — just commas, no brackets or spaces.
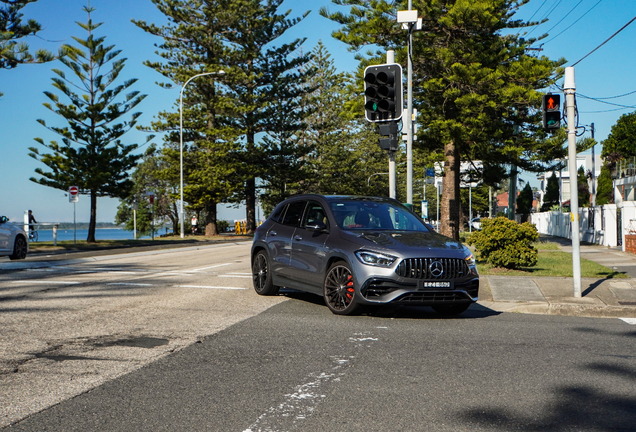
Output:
29,6,151,242
134,0,242,236
596,163,614,206
541,172,560,211
0,0,54,96
602,112,636,159
517,183,534,220
578,166,590,207
321,0,565,240
221,0,312,234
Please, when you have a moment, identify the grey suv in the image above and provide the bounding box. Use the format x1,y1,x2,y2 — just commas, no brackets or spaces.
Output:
251,195,478,315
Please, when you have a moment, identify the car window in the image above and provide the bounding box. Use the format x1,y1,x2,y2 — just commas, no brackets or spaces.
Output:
301,201,329,229
330,200,429,231
281,200,306,227
270,204,286,223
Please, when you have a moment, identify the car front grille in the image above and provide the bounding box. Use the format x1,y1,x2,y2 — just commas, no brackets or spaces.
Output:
396,258,469,280
394,291,472,304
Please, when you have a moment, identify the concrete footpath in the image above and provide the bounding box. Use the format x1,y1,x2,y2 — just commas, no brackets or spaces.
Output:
2,236,636,319
478,236,636,319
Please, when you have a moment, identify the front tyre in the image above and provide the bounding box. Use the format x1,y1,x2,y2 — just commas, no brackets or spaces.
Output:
323,261,359,315
252,250,279,296
432,303,471,316
9,236,27,260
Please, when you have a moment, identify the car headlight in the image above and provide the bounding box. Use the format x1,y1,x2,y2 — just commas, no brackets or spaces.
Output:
463,247,476,266
355,250,397,267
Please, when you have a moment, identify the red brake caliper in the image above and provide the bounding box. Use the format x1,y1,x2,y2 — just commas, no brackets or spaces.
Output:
346,274,354,299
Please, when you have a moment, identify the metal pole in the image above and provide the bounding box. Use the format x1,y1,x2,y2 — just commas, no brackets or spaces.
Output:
406,0,413,205
469,184,472,233
179,70,225,239
591,123,596,244
73,202,76,245
565,67,582,297
133,208,137,240
387,50,397,200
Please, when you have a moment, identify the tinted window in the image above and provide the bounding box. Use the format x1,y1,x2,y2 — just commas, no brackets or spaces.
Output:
270,204,286,223
281,200,306,227
301,201,329,229
330,199,429,231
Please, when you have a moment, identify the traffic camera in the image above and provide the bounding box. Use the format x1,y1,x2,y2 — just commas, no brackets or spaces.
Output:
364,64,403,123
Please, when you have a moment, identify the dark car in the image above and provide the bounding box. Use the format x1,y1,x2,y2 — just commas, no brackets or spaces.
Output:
251,195,479,316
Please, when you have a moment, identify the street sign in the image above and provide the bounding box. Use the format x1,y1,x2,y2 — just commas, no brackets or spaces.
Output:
69,186,79,203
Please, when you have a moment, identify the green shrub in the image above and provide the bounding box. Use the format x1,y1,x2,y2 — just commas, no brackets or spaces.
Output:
467,217,539,269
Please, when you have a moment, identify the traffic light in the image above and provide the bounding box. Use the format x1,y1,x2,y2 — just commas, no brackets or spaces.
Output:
364,63,403,123
542,93,561,131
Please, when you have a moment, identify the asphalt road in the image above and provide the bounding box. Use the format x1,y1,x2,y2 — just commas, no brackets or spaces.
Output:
2,243,636,431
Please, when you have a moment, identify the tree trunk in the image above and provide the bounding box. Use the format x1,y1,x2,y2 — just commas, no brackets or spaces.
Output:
205,201,218,236
245,178,256,234
440,141,460,241
87,190,97,243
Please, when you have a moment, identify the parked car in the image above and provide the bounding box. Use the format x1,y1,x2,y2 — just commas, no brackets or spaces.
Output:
251,195,479,316
0,216,28,260
470,217,481,230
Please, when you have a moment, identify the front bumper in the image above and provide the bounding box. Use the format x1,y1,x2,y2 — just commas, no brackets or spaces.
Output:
359,277,479,305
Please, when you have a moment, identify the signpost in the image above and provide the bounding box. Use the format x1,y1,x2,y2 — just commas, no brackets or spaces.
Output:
69,186,78,244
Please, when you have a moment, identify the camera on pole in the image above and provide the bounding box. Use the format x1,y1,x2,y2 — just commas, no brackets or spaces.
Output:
542,93,561,131
364,63,403,123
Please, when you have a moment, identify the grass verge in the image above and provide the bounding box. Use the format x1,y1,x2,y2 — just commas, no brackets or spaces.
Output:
477,251,628,279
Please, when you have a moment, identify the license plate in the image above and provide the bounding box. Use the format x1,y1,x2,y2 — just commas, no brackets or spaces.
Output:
418,280,452,289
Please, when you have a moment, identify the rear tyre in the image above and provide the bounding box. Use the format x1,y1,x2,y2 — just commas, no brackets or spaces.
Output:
252,250,279,296
432,303,471,316
323,261,359,315
9,236,27,260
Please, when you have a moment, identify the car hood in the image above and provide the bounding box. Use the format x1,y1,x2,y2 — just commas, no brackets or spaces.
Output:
341,230,465,253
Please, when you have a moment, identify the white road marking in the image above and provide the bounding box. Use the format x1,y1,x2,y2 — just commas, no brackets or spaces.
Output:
107,283,154,287
619,318,636,325
218,275,252,279
173,285,247,290
226,272,252,275
10,280,79,285
188,263,234,272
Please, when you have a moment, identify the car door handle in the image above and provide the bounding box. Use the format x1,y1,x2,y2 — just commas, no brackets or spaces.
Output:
294,235,302,241
270,231,277,236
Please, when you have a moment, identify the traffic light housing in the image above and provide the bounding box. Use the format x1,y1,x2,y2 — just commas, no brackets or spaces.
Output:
542,93,561,131
364,63,403,123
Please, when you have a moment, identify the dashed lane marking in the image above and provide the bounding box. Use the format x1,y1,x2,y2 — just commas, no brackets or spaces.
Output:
619,318,636,325
107,283,154,287
218,275,252,279
10,280,79,285
173,285,247,290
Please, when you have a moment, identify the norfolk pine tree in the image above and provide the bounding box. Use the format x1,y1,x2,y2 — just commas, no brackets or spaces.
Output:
0,0,54,96
322,0,566,240
29,6,151,242
134,0,241,236
219,0,312,234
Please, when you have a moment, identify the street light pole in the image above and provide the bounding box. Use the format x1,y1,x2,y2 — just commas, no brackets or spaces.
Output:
179,70,225,239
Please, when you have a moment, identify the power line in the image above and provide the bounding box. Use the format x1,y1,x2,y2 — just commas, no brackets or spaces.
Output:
544,0,602,44
572,14,636,66
577,94,636,109
578,89,636,100
543,0,584,35
527,0,549,22
526,0,562,37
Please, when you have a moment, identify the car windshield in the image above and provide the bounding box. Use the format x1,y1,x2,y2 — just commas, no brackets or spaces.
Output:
330,199,429,232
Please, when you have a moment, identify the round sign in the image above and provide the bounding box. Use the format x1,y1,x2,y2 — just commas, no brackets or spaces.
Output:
69,186,79,196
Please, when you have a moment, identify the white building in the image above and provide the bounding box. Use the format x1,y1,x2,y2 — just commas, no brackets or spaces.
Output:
536,154,603,207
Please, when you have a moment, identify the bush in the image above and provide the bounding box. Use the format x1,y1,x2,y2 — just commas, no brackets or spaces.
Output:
467,217,539,269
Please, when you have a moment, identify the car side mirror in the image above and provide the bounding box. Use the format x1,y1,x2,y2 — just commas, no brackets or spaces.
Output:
0,216,7,223
306,221,327,232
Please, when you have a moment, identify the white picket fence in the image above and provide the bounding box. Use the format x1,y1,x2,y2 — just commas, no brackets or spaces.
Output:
529,201,636,251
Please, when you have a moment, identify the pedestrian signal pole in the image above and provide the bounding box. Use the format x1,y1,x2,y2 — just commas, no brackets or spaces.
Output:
565,67,582,297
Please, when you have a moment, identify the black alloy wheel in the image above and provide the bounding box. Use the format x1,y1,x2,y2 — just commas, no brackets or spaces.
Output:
432,303,471,316
9,236,27,260
252,250,279,295
323,261,359,315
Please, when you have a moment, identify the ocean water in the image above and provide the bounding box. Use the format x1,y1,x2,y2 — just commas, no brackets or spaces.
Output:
33,228,153,242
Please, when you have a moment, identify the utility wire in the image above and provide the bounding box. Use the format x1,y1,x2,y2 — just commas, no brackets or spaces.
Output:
544,0,602,44
526,0,562,37
579,89,636,100
577,94,636,109
572,14,636,66
543,0,584,36
527,0,549,23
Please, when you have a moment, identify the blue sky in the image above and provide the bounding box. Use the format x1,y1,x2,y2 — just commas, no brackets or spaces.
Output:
1,0,635,224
